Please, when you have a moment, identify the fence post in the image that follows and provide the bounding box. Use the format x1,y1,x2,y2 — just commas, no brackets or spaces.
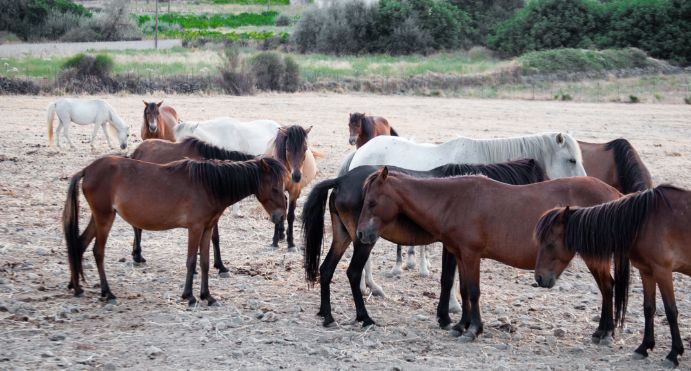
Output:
155,0,159,50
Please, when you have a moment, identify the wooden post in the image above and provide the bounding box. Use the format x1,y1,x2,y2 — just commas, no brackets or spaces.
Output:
155,0,159,49
168,0,170,13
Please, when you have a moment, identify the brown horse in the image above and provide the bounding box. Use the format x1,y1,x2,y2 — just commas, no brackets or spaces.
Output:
355,170,622,341
348,112,398,148
142,101,179,141
129,138,255,275
63,156,287,306
534,185,691,367
579,138,652,194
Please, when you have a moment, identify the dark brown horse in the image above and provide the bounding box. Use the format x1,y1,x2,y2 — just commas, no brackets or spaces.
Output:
579,138,652,194
142,101,179,141
348,112,398,148
129,138,255,275
534,185,691,367
355,170,622,341
302,160,547,328
63,156,287,306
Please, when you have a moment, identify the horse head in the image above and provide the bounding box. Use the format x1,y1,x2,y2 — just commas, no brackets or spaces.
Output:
143,100,163,134
348,112,366,145
357,167,400,244
545,133,587,179
533,206,576,288
277,125,312,184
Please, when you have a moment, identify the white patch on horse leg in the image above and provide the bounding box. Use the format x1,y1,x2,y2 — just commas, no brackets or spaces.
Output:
389,260,402,277
448,272,462,313
405,246,416,270
418,245,430,277
364,257,385,297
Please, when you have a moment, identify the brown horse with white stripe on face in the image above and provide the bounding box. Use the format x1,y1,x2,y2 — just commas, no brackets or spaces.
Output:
142,101,179,141
348,112,398,148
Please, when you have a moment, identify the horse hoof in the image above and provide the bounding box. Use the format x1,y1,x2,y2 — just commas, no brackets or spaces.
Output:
269,244,279,250
632,352,647,360
370,287,386,297
387,266,402,278
322,315,335,327
287,246,297,253
218,271,231,278
132,256,147,264
663,358,678,369
362,319,376,328
599,335,614,346
449,328,464,337
459,333,476,343
187,297,197,307
207,298,219,307
418,269,430,277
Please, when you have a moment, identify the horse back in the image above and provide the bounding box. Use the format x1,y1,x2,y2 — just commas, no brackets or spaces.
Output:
131,139,189,164
579,141,618,190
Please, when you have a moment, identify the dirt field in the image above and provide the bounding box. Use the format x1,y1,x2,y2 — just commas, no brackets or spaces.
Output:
1,94,690,370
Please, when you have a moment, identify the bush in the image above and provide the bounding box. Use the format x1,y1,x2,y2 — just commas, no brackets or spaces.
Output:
283,56,300,92
628,95,640,103
219,47,255,95
520,48,654,74
251,52,285,91
61,53,114,78
293,0,472,55
275,14,292,26
451,0,524,45
0,0,91,41
137,11,279,30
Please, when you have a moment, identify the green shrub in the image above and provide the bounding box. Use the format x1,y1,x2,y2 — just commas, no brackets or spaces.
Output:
218,47,255,95
211,0,289,4
684,96,691,105
0,0,91,41
451,0,524,45
251,52,285,91
283,56,300,92
274,14,292,26
628,95,640,103
520,48,653,74
61,53,114,77
137,11,278,30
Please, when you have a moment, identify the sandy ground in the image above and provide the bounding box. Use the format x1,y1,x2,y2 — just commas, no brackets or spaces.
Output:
0,94,690,370
0,40,181,58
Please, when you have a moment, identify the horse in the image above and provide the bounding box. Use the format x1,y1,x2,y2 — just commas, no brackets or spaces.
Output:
176,118,317,250
355,169,622,342
302,159,547,328
579,138,652,194
47,98,129,150
129,138,255,275
63,155,287,306
348,112,398,148
342,132,587,296
142,100,179,142
534,185,691,367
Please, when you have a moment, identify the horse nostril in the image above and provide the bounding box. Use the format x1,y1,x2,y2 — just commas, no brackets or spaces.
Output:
356,231,364,241
292,172,301,183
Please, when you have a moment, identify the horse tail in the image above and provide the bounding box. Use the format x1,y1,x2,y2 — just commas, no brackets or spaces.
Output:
606,138,653,193
302,177,340,285
389,126,399,137
47,102,56,146
63,170,85,294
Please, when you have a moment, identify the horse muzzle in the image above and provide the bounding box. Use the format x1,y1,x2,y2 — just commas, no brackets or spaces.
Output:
356,228,378,244
349,136,357,145
271,210,284,224
148,125,158,134
120,143,127,150
291,171,302,183
535,272,556,289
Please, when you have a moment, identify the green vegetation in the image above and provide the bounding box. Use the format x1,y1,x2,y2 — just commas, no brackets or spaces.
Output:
0,0,91,40
137,11,279,29
209,0,290,5
520,48,654,74
164,29,288,42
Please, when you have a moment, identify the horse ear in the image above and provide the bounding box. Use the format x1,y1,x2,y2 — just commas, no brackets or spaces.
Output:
556,133,564,145
562,206,572,221
142,100,148,106
157,101,164,107
305,125,313,134
381,166,389,180
260,157,271,172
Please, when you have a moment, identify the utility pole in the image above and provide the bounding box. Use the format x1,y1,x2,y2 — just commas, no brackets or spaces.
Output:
168,0,170,13
155,0,159,49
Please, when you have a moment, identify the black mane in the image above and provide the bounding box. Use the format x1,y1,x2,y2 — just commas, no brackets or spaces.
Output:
274,125,309,163
180,138,255,162
606,138,652,193
434,159,546,185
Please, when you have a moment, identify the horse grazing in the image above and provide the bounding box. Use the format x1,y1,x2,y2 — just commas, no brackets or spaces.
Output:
355,169,622,342
302,159,547,328
47,98,129,150
348,112,398,148
579,138,652,194
63,156,287,306
175,118,317,250
129,138,255,274
142,101,179,141
534,185,691,367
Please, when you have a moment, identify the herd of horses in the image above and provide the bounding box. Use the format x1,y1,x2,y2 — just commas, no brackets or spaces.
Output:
47,97,690,367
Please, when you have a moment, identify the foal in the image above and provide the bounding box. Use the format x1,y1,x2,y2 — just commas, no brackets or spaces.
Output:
348,112,398,148
356,169,621,341
142,101,179,141
534,185,691,367
63,156,286,306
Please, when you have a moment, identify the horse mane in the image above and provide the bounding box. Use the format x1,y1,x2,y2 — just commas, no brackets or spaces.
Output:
535,184,679,328
468,133,581,166
361,116,373,139
170,157,286,201
180,138,255,162
435,159,546,185
605,138,652,193
274,125,309,164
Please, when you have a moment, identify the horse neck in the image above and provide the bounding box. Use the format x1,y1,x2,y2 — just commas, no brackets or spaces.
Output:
108,108,126,132
462,135,547,165
360,117,373,141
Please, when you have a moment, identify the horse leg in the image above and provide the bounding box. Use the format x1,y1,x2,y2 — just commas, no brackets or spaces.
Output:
199,227,217,306
182,227,202,306
68,217,96,293
451,266,472,337
131,227,146,264
347,241,376,327
101,123,114,149
93,213,116,302
286,199,297,251
211,223,229,277
656,270,683,367
588,263,614,344
437,247,456,329
61,119,76,149
419,245,430,277
318,213,351,327
457,253,483,342
271,222,282,248
89,123,100,150
406,245,416,270
360,257,385,297
389,245,403,277
634,271,657,359
55,120,63,148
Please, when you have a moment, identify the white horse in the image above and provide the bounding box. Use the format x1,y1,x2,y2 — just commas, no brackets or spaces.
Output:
47,98,129,150
344,132,587,311
175,117,279,155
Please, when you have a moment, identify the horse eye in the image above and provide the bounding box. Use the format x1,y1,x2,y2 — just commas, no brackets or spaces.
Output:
568,159,576,164
368,200,377,208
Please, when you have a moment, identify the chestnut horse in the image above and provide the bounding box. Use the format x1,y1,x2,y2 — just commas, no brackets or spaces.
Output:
142,101,179,141
355,170,622,342
534,185,691,367
63,156,286,306
579,138,652,194
129,138,255,275
302,159,547,328
348,112,398,148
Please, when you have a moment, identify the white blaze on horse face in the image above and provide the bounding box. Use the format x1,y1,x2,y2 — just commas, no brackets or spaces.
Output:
149,117,158,133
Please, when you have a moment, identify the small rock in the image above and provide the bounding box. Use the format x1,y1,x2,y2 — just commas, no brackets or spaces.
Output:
554,328,566,337
574,304,586,310
103,304,115,311
36,247,50,256
118,257,126,263
231,350,243,358
261,311,278,322
413,314,429,321
49,332,66,341
145,346,163,359
215,321,228,331
41,350,54,358
404,354,415,362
